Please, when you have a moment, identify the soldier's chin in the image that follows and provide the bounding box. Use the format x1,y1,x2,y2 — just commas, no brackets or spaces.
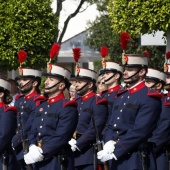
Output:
44,89,51,94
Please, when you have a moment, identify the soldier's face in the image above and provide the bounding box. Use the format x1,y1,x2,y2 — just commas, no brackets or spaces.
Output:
123,67,140,85
164,75,170,91
44,76,60,95
103,71,115,85
145,79,159,90
75,79,90,96
18,78,33,94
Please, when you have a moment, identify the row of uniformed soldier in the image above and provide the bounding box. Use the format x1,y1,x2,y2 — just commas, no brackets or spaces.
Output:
1,49,170,170
97,53,170,170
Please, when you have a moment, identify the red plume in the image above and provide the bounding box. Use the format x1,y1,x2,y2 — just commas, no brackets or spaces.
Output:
50,43,61,59
120,32,131,50
166,51,170,60
73,48,81,62
17,50,27,64
100,46,109,58
143,50,150,57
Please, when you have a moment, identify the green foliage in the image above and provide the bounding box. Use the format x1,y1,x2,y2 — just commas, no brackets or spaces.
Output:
86,0,166,71
0,0,58,70
108,0,170,36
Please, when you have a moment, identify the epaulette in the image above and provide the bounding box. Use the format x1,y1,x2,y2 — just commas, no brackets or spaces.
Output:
63,99,78,108
4,106,17,114
34,95,47,107
96,96,108,105
147,88,163,98
15,94,23,100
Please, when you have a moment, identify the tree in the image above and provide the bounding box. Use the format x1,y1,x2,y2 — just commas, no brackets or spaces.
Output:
0,0,58,70
0,0,97,70
85,0,166,70
108,0,170,51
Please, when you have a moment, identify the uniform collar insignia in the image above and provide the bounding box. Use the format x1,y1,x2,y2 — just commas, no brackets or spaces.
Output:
48,93,65,103
128,81,145,94
108,85,121,93
25,91,38,100
81,91,95,101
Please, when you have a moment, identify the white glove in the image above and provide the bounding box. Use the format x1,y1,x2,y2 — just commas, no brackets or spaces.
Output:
97,150,117,162
103,140,116,154
24,152,36,164
29,145,44,162
68,138,80,152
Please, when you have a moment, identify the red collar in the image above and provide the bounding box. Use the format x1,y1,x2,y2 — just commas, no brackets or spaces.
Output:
24,91,38,100
108,85,121,93
128,81,145,94
0,102,5,108
81,91,95,101
167,92,170,97
48,93,65,104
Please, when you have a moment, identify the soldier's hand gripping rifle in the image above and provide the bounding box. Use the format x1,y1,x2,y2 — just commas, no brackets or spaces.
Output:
18,112,33,170
90,110,109,170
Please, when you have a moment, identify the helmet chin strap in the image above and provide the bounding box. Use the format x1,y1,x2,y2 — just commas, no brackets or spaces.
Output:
104,74,115,83
19,79,34,89
123,68,141,80
45,79,63,90
76,82,89,92
149,82,159,89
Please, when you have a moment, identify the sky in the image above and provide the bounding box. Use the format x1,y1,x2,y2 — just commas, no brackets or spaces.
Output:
51,0,99,42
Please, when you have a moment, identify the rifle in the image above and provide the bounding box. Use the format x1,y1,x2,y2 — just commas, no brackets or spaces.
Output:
58,150,67,170
90,109,109,170
18,112,33,170
2,151,8,170
139,144,148,170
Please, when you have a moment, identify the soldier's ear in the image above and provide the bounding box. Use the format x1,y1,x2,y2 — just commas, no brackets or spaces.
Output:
139,68,147,77
59,82,66,90
32,80,38,87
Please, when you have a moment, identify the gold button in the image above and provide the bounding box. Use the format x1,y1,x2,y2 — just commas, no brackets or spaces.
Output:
41,118,43,121
117,117,120,120
108,94,110,96
114,124,117,127
18,124,20,126
120,110,122,112
124,103,126,105
45,112,47,114
40,126,42,128
48,105,50,108
128,96,130,98
38,133,41,136
22,106,24,109
21,112,23,115
52,99,54,102
134,88,136,91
